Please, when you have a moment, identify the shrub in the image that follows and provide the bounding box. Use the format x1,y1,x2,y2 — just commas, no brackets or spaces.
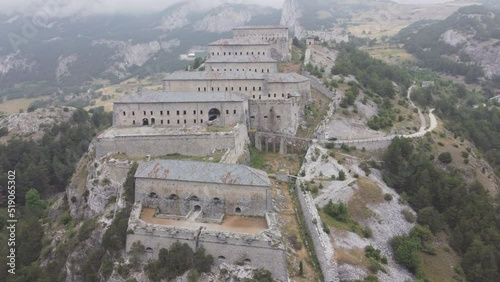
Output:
438,152,453,164
324,200,348,222
402,209,416,223
338,170,346,181
384,193,393,201
461,151,469,159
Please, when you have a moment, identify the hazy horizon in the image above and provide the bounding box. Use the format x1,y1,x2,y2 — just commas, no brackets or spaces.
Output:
0,0,285,18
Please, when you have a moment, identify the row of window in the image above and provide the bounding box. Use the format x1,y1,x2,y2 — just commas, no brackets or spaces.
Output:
252,93,291,99
197,86,262,92
250,115,281,119
211,51,266,56
209,68,271,73
123,110,237,116
133,119,205,125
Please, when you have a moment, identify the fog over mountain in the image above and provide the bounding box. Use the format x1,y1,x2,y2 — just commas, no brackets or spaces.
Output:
0,0,285,17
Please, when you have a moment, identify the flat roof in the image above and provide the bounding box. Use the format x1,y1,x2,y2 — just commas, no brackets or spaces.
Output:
135,159,271,187
163,71,309,83
209,38,270,46
140,208,268,234
115,91,246,104
233,25,288,30
205,54,277,63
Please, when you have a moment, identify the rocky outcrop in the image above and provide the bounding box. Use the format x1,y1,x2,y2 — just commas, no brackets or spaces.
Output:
280,0,306,38
193,4,273,33
0,51,35,75
440,29,500,78
91,39,180,79
55,54,78,81
0,107,74,140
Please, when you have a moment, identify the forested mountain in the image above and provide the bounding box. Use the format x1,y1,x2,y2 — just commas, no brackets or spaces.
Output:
0,2,280,100
397,5,500,83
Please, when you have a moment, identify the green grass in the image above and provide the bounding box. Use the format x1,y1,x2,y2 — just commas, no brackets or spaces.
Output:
319,209,366,238
249,146,266,169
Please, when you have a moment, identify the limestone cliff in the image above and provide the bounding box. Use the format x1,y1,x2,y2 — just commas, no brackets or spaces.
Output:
280,0,306,39
193,4,275,33
0,107,75,141
440,29,500,78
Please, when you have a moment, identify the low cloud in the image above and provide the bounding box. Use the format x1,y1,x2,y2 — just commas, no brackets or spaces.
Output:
0,0,284,17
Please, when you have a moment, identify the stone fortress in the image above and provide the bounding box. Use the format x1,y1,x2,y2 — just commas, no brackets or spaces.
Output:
126,160,287,280
94,25,310,160
91,25,311,281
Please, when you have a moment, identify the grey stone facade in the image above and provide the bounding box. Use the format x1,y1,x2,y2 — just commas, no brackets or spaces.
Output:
93,123,248,159
134,160,272,219
126,203,288,281
232,25,290,61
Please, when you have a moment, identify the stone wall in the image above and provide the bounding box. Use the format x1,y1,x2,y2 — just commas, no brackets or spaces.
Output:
208,45,270,57
249,99,301,135
232,28,290,60
163,79,264,99
163,78,309,102
295,179,339,281
136,178,271,218
205,61,278,73
113,100,247,127
93,124,248,159
267,80,310,101
126,203,288,281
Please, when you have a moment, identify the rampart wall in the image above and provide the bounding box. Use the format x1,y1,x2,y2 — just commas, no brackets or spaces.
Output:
93,124,248,160
126,203,288,281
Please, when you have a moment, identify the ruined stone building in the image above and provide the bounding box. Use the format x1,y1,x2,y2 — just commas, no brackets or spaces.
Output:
126,160,287,281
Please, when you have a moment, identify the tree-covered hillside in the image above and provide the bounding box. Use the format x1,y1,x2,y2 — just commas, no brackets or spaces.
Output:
397,5,500,83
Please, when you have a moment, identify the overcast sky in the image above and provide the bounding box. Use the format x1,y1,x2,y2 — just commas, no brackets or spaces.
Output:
0,0,285,17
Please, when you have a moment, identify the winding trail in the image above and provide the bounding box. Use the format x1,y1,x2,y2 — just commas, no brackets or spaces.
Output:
261,84,438,145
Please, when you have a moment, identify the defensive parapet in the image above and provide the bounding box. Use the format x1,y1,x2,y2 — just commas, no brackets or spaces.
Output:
126,202,288,281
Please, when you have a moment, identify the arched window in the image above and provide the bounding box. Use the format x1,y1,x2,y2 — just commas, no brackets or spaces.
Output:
168,194,178,200
148,192,158,198
208,108,221,121
189,195,199,201
243,258,251,265
218,256,226,261
194,205,201,212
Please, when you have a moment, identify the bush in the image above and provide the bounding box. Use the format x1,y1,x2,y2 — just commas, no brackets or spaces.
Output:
338,170,346,181
402,209,416,223
438,152,453,164
324,200,348,222
384,193,393,201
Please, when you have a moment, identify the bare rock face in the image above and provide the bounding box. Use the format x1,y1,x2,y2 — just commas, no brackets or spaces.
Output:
56,54,78,82
280,0,306,38
193,4,273,33
91,39,180,79
157,2,196,31
440,29,500,78
440,30,468,47
0,51,35,75
0,107,75,140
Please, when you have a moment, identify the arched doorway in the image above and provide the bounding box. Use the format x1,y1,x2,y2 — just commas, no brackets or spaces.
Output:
235,207,241,214
194,205,201,212
142,118,149,126
208,108,221,121
145,247,154,260
151,118,156,125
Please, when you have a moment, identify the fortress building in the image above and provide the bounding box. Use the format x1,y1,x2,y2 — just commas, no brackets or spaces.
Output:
232,25,290,61
94,25,310,159
91,24,307,281
126,160,287,281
